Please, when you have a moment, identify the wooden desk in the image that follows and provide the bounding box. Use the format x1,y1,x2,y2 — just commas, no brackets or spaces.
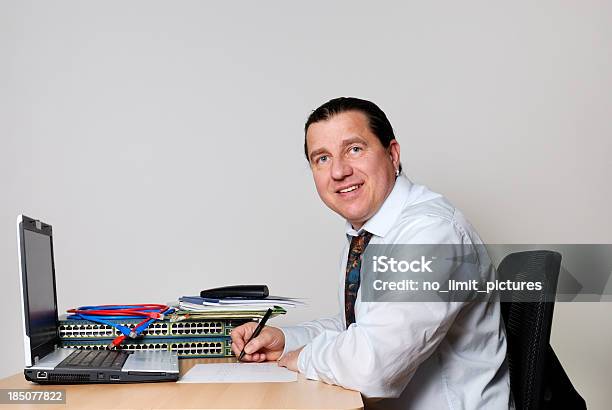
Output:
0,358,363,409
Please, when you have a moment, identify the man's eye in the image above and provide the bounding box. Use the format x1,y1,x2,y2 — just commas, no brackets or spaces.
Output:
350,146,362,154
317,155,329,164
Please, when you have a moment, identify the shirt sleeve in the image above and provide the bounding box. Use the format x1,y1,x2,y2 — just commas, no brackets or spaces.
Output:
279,313,344,356
296,216,473,399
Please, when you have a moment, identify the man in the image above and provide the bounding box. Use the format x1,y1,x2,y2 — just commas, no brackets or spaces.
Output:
231,97,512,409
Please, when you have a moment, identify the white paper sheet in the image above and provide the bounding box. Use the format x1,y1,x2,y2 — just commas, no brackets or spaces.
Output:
178,362,298,383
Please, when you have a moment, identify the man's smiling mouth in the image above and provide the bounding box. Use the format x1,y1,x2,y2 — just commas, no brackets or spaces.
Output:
337,184,363,194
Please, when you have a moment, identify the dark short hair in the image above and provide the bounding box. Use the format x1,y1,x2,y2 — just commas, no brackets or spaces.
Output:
304,97,401,172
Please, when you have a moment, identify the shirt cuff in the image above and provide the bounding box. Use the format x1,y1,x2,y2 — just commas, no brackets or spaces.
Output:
297,342,317,379
279,325,314,358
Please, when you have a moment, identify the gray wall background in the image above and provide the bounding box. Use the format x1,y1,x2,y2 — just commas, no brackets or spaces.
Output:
1,1,611,408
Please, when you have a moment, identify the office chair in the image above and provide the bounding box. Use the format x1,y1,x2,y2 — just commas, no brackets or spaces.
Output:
498,250,586,410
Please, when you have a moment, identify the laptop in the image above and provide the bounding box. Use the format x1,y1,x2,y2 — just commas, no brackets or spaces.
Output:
17,214,179,384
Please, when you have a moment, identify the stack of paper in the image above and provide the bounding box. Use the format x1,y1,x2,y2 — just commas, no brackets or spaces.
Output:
178,295,305,312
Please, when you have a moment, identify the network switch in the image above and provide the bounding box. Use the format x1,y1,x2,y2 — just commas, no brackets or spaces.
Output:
60,337,232,358
58,317,250,340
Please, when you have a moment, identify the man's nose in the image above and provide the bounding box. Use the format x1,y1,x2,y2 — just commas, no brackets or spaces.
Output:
331,157,352,180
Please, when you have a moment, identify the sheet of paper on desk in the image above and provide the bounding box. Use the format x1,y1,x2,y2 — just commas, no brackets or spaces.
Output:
178,363,298,383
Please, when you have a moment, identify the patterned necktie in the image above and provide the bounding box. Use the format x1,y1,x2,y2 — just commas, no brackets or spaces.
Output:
344,231,373,328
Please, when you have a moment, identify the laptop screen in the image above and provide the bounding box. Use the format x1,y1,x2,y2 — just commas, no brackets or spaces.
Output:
22,228,58,355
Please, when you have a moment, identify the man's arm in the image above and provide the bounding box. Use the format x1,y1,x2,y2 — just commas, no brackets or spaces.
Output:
294,300,464,398
284,217,474,399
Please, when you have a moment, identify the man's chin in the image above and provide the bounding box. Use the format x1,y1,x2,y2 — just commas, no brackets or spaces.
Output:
323,200,368,225
338,211,369,229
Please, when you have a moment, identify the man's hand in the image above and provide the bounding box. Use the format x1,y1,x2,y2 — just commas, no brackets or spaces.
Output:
230,322,285,362
277,346,304,372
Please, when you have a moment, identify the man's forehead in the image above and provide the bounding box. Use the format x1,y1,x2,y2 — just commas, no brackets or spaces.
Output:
306,111,373,150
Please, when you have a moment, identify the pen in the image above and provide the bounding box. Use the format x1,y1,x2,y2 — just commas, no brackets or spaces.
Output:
238,308,273,361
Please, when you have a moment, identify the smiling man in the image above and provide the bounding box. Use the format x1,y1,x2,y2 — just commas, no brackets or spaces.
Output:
305,108,399,229
231,97,512,409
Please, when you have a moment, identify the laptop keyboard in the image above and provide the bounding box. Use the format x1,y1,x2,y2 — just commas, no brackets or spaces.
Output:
57,350,130,370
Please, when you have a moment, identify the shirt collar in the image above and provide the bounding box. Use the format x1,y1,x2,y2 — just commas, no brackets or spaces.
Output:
345,175,414,238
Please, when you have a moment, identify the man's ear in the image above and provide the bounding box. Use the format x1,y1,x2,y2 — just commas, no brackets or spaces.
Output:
388,140,401,171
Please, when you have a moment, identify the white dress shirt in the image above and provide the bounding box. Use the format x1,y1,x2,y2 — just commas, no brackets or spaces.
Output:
280,176,513,410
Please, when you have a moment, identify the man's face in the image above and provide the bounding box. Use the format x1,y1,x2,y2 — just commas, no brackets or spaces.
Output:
306,111,400,229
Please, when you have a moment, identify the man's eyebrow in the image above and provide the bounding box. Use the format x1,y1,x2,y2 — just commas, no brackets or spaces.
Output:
309,147,328,162
340,136,368,147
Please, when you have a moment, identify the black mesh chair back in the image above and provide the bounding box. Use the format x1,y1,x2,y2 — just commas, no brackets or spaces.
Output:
498,250,586,410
